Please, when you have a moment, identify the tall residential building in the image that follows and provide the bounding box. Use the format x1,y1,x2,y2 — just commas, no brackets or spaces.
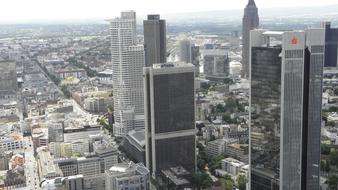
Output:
323,22,338,67
242,0,259,78
143,14,167,66
109,11,145,136
249,29,324,190
144,63,196,177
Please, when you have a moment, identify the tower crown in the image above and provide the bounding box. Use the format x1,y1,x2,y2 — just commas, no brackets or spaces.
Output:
247,0,256,7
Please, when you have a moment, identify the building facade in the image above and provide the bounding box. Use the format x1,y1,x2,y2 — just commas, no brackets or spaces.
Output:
105,162,150,190
144,63,196,177
109,11,145,136
242,0,259,78
202,49,230,81
249,29,324,190
179,40,192,63
143,14,167,66
323,22,338,67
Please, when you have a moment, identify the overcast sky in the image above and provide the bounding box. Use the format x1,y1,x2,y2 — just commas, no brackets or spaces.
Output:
1,0,337,22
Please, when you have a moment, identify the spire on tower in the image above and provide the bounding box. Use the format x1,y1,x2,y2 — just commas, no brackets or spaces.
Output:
247,0,256,7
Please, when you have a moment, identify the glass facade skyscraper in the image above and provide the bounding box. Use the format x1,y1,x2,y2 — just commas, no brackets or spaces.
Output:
249,29,324,190
323,22,338,67
242,0,259,78
143,15,167,67
144,63,196,177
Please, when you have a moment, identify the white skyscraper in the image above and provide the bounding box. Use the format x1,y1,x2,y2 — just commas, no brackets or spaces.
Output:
109,11,145,136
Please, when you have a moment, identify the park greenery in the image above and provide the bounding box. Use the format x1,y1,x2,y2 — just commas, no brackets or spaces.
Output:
68,57,98,77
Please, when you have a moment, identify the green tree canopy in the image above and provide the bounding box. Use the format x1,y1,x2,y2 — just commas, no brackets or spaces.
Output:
191,172,213,190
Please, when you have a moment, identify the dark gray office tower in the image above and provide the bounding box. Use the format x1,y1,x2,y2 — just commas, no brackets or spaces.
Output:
180,40,200,76
191,44,200,76
250,29,324,190
242,0,259,78
143,15,167,66
324,22,338,67
144,63,196,177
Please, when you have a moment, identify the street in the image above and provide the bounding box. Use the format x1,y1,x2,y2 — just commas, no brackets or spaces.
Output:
24,137,40,190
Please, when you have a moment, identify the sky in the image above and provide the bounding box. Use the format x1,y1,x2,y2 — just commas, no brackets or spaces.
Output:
1,0,338,22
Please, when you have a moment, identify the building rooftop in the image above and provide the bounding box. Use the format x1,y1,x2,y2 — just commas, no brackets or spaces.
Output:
38,150,62,179
152,62,194,69
107,161,149,176
161,167,190,186
127,129,146,147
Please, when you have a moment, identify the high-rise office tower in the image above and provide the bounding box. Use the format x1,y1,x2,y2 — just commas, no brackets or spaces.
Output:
323,22,338,67
249,29,324,190
180,40,200,76
191,44,200,76
179,39,192,63
242,0,259,78
144,63,196,177
109,11,145,136
202,49,230,81
143,14,167,66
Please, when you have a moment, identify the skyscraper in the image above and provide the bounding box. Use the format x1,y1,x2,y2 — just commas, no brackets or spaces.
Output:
323,22,338,67
191,44,200,76
144,63,196,177
179,39,192,63
242,0,259,78
202,49,230,81
109,11,145,136
143,14,167,66
180,40,200,76
249,29,324,190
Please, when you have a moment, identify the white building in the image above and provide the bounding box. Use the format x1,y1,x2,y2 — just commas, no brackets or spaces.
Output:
105,162,150,190
109,11,145,136
221,158,245,176
0,133,24,151
206,138,238,157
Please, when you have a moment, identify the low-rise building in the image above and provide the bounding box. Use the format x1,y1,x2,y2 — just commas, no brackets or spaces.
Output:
37,150,63,180
55,158,79,177
105,162,150,190
206,138,238,157
226,143,248,163
221,158,245,176
66,174,84,190
123,129,146,164
0,133,24,151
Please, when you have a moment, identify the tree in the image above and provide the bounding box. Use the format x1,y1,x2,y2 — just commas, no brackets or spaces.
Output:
208,155,225,175
321,144,331,155
216,104,226,113
328,106,338,112
191,172,213,190
61,86,71,98
327,121,336,127
237,175,247,190
330,151,338,167
328,175,338,189
321,160,330,173
219,178,233,190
